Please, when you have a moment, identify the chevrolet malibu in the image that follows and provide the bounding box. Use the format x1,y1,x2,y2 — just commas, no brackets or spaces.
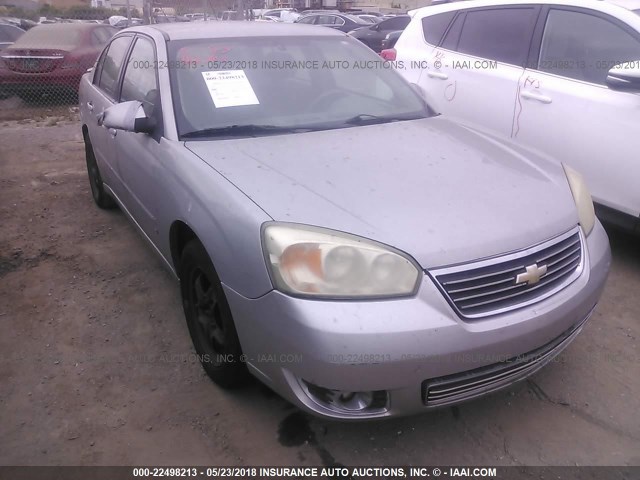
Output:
79,22,611,419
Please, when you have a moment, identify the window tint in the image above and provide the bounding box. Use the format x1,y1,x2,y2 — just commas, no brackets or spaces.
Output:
380,16,410,31
422,11,456,46
298,16,315,24
441,13,464,51
455,8,537,66
120,37,158,116
538,9,640,85
98,36,131,98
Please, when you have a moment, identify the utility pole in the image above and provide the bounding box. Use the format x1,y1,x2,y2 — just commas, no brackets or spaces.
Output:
126,0,131,21
143,0,152,23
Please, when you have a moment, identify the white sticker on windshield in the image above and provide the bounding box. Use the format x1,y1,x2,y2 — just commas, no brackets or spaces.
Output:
201,70,259,108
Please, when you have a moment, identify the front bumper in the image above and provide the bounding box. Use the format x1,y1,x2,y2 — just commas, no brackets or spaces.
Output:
223,222,611,419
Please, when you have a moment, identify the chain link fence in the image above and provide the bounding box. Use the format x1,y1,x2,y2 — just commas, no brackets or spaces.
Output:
0,0,417,119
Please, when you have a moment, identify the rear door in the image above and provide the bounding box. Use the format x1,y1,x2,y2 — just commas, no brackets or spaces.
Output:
84,34,133,193
417,6,540,136
514,6,640,217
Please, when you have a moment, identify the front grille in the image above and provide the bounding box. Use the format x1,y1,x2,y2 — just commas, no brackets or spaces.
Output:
422,312,591,407
431,227,584,318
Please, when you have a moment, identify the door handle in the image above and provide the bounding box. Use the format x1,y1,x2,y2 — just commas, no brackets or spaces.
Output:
109,128,117,138
86,101,93,112
427,71,448,80
520,90,552,104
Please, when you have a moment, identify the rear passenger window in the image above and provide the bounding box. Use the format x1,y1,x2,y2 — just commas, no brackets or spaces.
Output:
422,11,456,46
317,15,337,25
98,36,131,98
455,8,538,66
440,13,464,51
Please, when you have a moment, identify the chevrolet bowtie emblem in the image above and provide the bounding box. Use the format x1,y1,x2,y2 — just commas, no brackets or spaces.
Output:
516,263,548,285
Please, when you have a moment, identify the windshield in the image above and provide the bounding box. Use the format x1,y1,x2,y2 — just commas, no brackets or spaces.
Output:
169,36,431,139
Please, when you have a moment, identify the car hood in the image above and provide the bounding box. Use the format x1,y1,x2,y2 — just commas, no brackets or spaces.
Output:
186,117,578,269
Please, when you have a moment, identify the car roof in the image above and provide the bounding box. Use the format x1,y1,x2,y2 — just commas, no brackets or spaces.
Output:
410,0,640,17
133,21,346,40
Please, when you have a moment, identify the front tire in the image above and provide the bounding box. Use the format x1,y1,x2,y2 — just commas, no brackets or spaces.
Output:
180,240,248,388
84,133,116,209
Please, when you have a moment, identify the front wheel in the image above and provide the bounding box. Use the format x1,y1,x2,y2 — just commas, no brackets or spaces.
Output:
180,240,248,388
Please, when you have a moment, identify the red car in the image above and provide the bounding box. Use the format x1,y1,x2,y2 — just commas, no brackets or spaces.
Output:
0,23,116,100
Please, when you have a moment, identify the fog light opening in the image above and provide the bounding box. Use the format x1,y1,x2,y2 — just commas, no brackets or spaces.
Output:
302,380,388,415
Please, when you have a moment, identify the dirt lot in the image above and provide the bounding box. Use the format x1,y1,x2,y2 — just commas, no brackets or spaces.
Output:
0,118,639,467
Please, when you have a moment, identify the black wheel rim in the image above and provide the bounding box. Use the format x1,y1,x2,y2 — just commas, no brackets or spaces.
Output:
189,268,226,355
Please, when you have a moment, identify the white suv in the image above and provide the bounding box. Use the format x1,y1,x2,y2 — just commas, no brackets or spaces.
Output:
394,0,640,233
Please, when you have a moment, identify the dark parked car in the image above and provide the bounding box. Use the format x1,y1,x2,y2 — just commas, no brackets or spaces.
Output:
0,23,24,51
295,13,370,32
0,23,115,99
348,15,410,52
380,29,403,51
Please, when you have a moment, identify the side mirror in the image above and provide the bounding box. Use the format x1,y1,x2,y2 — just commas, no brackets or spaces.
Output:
98,100,155,134
606,61,640,92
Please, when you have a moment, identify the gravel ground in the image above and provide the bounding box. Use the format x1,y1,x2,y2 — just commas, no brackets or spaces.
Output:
0,119,638,467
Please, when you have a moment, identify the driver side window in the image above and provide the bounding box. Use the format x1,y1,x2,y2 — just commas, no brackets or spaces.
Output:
120,37,159,117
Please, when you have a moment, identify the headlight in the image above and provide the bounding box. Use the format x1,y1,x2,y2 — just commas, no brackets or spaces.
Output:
563,163,595,236
262,223,420,298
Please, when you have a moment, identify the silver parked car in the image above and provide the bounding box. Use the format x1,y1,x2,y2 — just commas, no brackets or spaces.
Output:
79,22,611,419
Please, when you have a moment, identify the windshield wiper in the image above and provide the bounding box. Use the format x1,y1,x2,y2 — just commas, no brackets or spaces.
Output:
182,124,307,139
343,113,427,126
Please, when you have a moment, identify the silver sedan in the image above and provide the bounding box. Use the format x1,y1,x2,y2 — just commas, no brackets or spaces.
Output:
79,22,611,419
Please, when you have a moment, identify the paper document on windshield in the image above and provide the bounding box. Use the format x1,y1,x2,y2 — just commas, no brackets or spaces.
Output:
202,70,260,108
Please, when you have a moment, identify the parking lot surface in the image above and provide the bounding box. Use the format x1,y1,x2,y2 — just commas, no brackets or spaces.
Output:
0,119,639,466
